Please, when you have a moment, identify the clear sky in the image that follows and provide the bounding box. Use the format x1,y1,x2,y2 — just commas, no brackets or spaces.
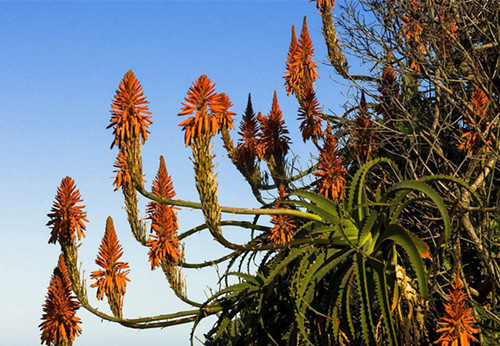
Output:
0,1,353,345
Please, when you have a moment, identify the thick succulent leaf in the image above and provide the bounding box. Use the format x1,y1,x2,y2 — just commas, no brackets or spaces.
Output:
348,158,401,225
354,254,376,345
383,181,451,241
376,224,429,297
372,261,398,346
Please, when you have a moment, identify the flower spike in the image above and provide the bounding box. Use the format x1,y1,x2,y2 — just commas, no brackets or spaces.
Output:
108,70,152,149
313,126,347,201
258,91,291,161
90,217,130,318
178,75,225,146
298,84,323,142
47,177,88,245
146,156,183,269
40,255,82,346
435,275,479,345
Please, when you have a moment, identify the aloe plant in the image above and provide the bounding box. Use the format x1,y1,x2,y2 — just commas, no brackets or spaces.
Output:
203,158,456,345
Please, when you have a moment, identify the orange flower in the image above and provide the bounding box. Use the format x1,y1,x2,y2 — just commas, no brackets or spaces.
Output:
284,25,299,96
435,275,479,345
90,217,130,317
47,177,88,245
459,85,492,155
108,70,152,149
353,93,377,161
215,93,236,131
298,83,323,142
269,184,296,245
313,0,335,10
40,255,82,346
313,126,347,201
146,156,183,269
112,151,131,191
258,91,291,161
236,94,261,163
376,52,399,120
178,75,224,146
284,17,319,98
438,3,458,38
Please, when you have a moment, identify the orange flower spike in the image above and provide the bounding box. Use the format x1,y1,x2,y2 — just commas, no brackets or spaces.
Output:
284,25,299,96
294,17,319,85
47,177,89,245
40,255,82,346
258,91,291,160
178,75,221,146
313,126,347,201
314,0,335,10
108,70,152,149
298,84,323,142
215,93,236,131
353,93,377,161
90,217,130,305
237,94,260,161
435,275,479,345
146,156,182,269
112,151,131,191
269,184,296,245
459,85,491,154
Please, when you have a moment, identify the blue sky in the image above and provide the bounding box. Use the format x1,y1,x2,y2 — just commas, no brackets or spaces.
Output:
0,1,355,344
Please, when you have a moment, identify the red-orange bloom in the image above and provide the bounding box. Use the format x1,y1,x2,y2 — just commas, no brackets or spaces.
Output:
376,52,400,120
215,93,236,131
40,255,82,346
353,93,377,161
298,84,323,142
313,0,335,10
112,151,131,191
178,75,225,146
236,94,261,163
108,70,152,149
459,85,492,155
258,91,291,161
284,25,299,96
284,17,319,97
435,275,479,345
47,177,88,244
313,126,347,201
146,156,183,269
269,184,296,245
90,217,130,316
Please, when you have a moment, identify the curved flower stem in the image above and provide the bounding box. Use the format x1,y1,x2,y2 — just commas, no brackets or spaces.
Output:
259,163,318,190
135,180,323,223
178,220,270,241
181,252,238,269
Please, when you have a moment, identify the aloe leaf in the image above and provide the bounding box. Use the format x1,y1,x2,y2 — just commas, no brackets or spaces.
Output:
376,224,429,297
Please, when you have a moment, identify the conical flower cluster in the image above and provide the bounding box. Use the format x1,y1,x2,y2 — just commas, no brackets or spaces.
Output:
269,185,296,245
40,255,82,346
284,17,319,98
178,75,235,146
258,91,291,161
313,125,347,201
90,217,130,318
435,275,479,345
47,177,88,245
235,94,261,165
353,93,377,161
297,84,323,142
313,0,335,10
108,70,152,149
375,52,400,120
146,156,183,269
459,85,492,155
